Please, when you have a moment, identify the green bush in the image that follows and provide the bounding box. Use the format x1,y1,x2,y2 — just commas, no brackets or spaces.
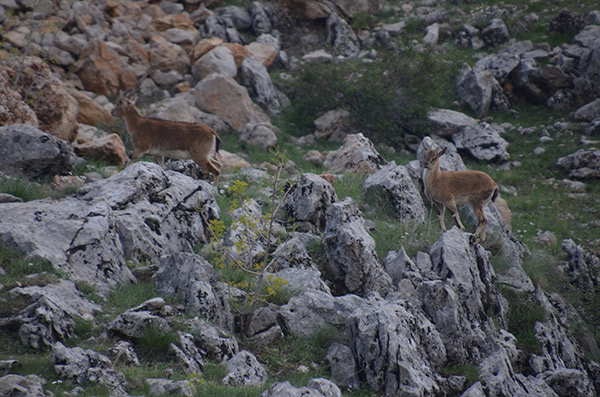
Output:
281,47,459,147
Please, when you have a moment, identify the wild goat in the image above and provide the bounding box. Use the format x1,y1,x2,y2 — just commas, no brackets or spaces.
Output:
112,90,222,184
422,144,499,241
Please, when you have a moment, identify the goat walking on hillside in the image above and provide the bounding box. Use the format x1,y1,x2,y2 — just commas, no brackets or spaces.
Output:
112,90,222,184
422,141,499,241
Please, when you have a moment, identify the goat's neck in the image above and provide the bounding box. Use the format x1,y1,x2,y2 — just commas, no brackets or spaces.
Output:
423,160,442,200
123,108,143,132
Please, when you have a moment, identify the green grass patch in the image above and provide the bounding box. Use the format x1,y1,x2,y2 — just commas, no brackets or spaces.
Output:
0,175,52,201
440,363,480,386
132,323,178,362
501,287,546,354
105,281,157,315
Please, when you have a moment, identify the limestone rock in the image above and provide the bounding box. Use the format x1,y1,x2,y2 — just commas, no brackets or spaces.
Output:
0,124,77,180
427,109,478,138
241,56,284,112
192,46,237,81
75,39,136,98
73,125,128,167
346,295,445,396
51,342,127,395
0,374,51,396
195,73,270,132
153,253,234,331
1,56,78,142
327,133,387,174
284,173,338,234
68,89,114,126
277,289,364,337
326,13,360,58
452,122,509,162
557,148,600,179
322,198,393,296
364,161,426,224
314,109,353,141
221,351,267,387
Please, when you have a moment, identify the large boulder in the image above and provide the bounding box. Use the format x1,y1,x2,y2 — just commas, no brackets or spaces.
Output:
192,46,237,81
194,73,270,132
153,253,234,331
346,295,446,396
72,126,128,167
1,56,78,142
457,64,510,117
0,374,51,396
427,109,478,138
322,198,393,296
51,342,127,395
556,148,600,179
326,12,360,58
0,124,77,180
0,69,38,128
221,351,267,387
364,161,426,224
74,39,137,98
148,37,191,76
326,133,387,174
240,122,279,150
0,163,219,293
452,122,509,162
241,56,284,112
283,173,338,234
277,289,364,337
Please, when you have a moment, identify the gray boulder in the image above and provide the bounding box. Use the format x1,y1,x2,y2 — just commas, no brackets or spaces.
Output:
0,124,77,180
249,2,273,35
221,350,267,387
242,56,283,113
457,64,510,117
427,109,478,138
146,378,195,397
452,122,509,162
51,342,127,395
284,173,338,234
326,343,360,389
0,374,51,396
364,161,426,224
192,46,237,81
326,13,360,58
326,133,387,174
170,332,204,376
574,98,600,122
240,122,279,150
346,295,446,396
277,289,364,338
556,148,600,179
261,379,342,397
322,198,393,297
481,18,510,47
191,323,239,362
153,252,234,331
106,297,171,339
429,227,507,326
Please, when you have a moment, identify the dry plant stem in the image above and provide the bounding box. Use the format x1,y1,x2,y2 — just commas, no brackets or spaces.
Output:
198,208,261,277
245,166,295,334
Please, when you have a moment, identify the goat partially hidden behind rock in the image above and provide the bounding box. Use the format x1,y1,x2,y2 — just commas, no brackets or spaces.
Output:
112,90,222,184
422,142,499,241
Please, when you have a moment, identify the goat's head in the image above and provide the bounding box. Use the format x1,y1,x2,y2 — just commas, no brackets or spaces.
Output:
423,147,447,170
112,89,138,117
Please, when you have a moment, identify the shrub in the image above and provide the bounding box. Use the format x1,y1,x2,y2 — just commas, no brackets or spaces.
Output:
281,47,459,148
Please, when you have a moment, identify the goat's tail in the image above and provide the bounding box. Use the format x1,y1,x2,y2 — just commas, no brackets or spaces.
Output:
491,186,499,202
215,136,221,153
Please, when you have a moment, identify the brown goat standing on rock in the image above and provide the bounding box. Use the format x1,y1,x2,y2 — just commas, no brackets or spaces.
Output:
422,143,499,241
112,90,222,184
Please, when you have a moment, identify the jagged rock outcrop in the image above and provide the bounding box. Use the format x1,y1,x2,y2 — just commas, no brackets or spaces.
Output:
0,374,51,396
222,350,267,387
322,198,393,296
557,148,600,179
0,162,219,293
51,342,128,395
326,133,387,174
284,173,338,234
364,161,427,224
0,124,77,180
153,252,234,331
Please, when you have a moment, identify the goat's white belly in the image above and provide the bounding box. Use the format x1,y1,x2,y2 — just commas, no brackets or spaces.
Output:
148,148,191,160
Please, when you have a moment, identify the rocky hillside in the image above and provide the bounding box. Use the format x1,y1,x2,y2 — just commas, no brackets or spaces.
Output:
1,0,600,396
